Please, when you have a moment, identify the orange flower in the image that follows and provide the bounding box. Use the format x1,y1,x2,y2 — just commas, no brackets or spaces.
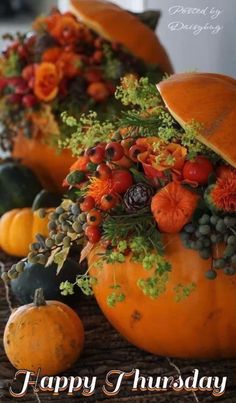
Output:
49,15,81,46
87,177,113,205
34,62,59,102
211,176,236,212
57,52,82,78
138,139,187,179
151,182,199,233
216,165,236,180
42,47,63,63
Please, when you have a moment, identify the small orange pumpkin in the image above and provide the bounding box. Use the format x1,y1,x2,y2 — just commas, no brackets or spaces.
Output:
4,288,84,375
89,234,236,359
151,182,199,233
0,208,50,257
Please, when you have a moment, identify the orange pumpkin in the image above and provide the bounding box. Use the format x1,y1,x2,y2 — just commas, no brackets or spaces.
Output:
69,0,173,74
0,208,50,257
12,130,75,192
4,288,84,375
89,234,236,358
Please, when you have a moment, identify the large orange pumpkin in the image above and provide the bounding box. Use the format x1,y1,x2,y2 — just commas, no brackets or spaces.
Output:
89,234,236,358
13,130,75,192
4,288,84,375
0,208,50,257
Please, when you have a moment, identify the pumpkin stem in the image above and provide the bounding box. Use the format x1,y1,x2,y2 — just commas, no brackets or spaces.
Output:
34,288,46,306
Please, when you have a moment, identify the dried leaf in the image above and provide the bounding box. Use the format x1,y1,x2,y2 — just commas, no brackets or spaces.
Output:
80,242,94,263
54,247,70,274
45,247,60,267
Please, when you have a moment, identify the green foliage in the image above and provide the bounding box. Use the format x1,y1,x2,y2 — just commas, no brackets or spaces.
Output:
174,283,196,302
3,51,21,77
60,111,116,154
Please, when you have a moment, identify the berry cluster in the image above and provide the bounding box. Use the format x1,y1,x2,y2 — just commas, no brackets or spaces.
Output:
181,214,236,279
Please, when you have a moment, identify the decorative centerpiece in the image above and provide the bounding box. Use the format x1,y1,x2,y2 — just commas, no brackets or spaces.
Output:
0,0,172,190
6,73,236,359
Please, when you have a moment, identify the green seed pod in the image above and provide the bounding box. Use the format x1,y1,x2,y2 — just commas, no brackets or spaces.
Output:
1,271,10,282
8,266,18,280
216,219,226,233
38,208,46,219
184,224,195,234
71,204,80,216
199,248,211,259
30,242,41,252
55,206,65,215
199,214,210,225
213,258,226,269
63,236,71,247
55,232,65,245
72,222,82,233
199,225,211,235
66,170,86,186
210,215,219,226
45,238,55,248
15,261,25,273
79,212,87,223
227,235,236,246
224,245,235,258
205,270,217,280
224,267,236,276
48,221,57,231
37,254,47,266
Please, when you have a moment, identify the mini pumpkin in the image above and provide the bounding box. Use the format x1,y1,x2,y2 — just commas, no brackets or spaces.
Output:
0,208,50,257
4,288,84,375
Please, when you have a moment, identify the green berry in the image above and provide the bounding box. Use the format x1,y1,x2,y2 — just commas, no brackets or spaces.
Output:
15,261,25,273
71,204,80,215
224,245,235,258
72,222,82,233
79,213,87,223
231,254,236,264
37,254,47,266
227,235,236,246
184,224,195,234
224,267,236,276
205,270,217,280
48,221,57,231
30,242,41,251
1,271,9,282
56,206,65,215
213,258,226,269
199,214,210,225
38,208,46,219
210,215,219,225
55,233,65,245
199,225,211,235
45,238,55,248
63,236,71,247
199,248,211,259
8,266,18,279
216,219,226,233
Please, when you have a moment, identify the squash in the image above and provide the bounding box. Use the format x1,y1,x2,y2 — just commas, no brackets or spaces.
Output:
4,288,84,375
0,208,50,257
32,189,62,211
11,258,86,305
69,0,173,74
89,234,236,358
0,161,42,215
157,73,236,168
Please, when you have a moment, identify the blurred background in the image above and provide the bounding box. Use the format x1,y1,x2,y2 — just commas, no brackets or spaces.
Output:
0,0,235,77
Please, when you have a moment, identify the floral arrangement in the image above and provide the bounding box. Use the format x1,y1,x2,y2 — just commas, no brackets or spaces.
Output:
7,76,236,306
0,9,162,151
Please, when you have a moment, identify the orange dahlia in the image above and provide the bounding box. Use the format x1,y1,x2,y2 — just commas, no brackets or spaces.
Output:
87,177,113,205
49,15,81,46
211,175,236,213
34,62,59,102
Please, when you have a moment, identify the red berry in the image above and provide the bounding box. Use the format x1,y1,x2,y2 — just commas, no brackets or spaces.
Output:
80,196,95,212
112,170,133,193
22,94,37,108
6,94,22,104
87,82,110,102
129,144,146,162
93,50,103,64
0,78,7,93
87,209,102,226
96,163,112,179
183,156,214,185
17,44,28,59
15,80,29,95
105,142,124,162
22,64,35,81
100,193,118,210
84,68,102,83
86,145,105,164
85,226,101,243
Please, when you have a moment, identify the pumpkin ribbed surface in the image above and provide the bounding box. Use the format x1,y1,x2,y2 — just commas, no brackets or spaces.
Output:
89,234,236,358
4,298,84,375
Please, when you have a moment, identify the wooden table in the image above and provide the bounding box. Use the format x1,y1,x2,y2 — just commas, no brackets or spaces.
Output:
0,253,235,403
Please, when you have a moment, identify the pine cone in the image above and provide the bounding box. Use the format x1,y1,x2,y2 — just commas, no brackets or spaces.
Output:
123,183,154,212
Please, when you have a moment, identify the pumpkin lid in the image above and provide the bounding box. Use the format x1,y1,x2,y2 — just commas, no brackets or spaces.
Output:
69,0,173,74
157,73,236,168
